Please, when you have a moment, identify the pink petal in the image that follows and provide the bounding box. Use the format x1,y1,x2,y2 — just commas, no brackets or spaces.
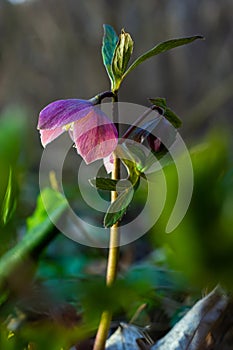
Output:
148,136,161,152
72,107,118,164
103,153,114,173
40,127,65,147
38,99,93,129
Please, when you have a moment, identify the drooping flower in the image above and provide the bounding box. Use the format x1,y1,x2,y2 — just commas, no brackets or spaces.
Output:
37,98,118,164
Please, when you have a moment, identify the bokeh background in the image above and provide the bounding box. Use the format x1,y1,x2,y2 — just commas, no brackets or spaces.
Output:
0,0,233,347
1,0,233,145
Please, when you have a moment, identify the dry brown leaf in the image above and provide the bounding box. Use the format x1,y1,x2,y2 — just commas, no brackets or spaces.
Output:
151,286,228,350
106,323,152,350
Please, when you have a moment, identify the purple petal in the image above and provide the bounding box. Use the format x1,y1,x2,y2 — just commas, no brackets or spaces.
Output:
38,99,93,129
72,107,118,164
148,136,161,152
40,127,65,147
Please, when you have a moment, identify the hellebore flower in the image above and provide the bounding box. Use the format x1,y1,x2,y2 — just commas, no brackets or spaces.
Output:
37,98,118,164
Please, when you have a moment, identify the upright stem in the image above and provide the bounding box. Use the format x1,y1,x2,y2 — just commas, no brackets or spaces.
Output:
107,92,120,285
106,159,120,285
93,92,120,350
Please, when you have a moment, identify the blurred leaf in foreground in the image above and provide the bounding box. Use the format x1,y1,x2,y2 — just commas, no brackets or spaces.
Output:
0,188,68,297
0,107,27,230
150,130,233,289
0,167,17,227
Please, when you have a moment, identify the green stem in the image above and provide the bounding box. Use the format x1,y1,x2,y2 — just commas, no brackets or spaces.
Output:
93,93,120,350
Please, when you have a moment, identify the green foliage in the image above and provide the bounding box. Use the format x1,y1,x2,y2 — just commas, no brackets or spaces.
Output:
102,25,203,92
102,25,134,92
80,262,191,325
102,145,144,227
104,187,134,228
123,36,204,78
26,187,67,233
0,107,26,164
150,131,233,289
149,97,182,128
0,324,62,350
0,108,27,228
102,24,118,84
123,143,147,171
0,188,68,295
0,167,17,227
89,177,129,192
111,29,134,91
125,263,185,292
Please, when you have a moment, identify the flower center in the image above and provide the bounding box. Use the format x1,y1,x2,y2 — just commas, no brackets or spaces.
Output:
63,122,73,131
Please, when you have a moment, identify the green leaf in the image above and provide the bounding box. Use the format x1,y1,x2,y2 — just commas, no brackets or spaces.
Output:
149,97,182,128
122,158,141,185
0,108,27,228
123,35,204,79
104,188,134,228
89,177,118,191
114,144,142,187
102,24,119,83
123,143,146,170
27,188,67,232
163,107,182,128
89,177,131,192
101,144,143,228
111,29,134,91
0,188,68,294
0,167,17,226
151,97,167,109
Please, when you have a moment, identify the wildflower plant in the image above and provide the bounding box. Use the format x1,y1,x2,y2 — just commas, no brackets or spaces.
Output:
37,25,203,350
